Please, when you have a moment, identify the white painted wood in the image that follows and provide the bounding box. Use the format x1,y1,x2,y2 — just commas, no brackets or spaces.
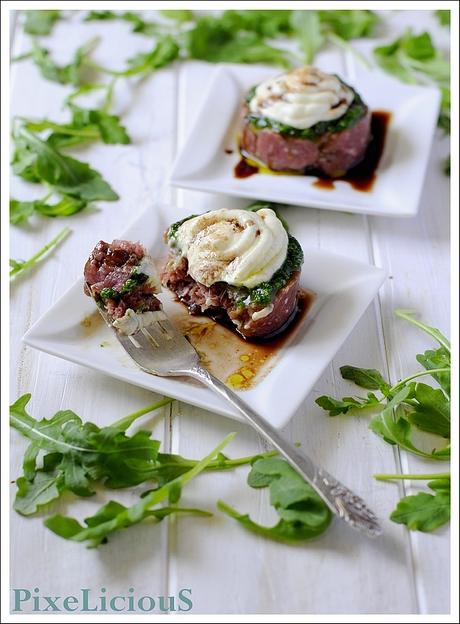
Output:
9,15,178,611
9,9,450,616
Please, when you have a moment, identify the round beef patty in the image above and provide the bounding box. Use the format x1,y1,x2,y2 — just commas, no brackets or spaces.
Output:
161,255,301,339
239,104,372,178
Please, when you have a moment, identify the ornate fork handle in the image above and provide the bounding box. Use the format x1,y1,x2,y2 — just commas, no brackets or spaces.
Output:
185,363,382,537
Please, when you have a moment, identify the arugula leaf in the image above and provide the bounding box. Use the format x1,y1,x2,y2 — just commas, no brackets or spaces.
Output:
84,11,117,21
45,433,235,547
315,392,381,416
22,107,130,147
185,16,292,68
10,227,71,280
26,38,99,86
12,126,118,203
318,10,378,40
10,394,167,508
84,10,163,36
373,30,450,133
438,87,450,134
390,479,450,532
23,10,61,35
160,10,194,23
220,10,293,38
123,36,180,76
340,365,390,393
416,347,450,396
374,30,449,82
435,10,450,27
10,394,276,521
369,396,449,460
10,197,87,224
291,10,324,64
14,472,62,515
395,309,450,353
219,458,332,542
407,383,450,438
317,311,450,462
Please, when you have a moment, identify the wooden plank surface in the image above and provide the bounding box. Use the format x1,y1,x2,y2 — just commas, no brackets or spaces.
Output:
9,9,450,615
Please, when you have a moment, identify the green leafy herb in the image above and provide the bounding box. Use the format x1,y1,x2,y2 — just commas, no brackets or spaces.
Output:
10,395,276,522
160,10,194,23
435,10,450,27
219,457,332,542
22,38,100,86
12,125,118,205
10,196,87,224
318,10,378,40
10,227,71,280
374,473,450,532
368,393,449,460
45,432,235,547
317,310,450,458
373,29,450,133
220,10,293,38
84,10,163,36
10,394,172,512
339,365,391,394
22,105,131,148
317,310,450,531
291,10,324,64
23,10,61,36
245,235,304,306
122,36,180,76
315,392,382,417
185,15,292,68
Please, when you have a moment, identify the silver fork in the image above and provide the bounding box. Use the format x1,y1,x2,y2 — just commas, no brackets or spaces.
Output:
96,304,382,538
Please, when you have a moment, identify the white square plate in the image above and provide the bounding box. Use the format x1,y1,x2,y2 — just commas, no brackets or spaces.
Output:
170,58,440,217
23,202,386,429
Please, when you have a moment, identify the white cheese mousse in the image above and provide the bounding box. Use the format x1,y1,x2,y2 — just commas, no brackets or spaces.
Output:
248,66,354,130
171,208,288,289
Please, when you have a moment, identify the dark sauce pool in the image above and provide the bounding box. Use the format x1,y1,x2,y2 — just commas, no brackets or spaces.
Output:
169,289,314,390
234,110,392,193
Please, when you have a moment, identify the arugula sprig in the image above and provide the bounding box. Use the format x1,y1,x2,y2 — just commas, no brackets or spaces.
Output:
84,9,379,69
316,310,450,458
16,37,101,86
10,394,333,546
10,395,275,517
374,473,450,532
46,433,236,547
23,10,61,36
10,227,71,280
18,98,130,150
11,123,118,224
435,10,450,27
316,310,450,531
373,29,450,136
292,10,378,66
219,457,332,542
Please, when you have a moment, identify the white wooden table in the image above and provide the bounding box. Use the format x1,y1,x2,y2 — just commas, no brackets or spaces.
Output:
9,10,450,615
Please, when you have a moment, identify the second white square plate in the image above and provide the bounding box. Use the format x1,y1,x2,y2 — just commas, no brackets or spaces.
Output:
23,202,386,429
170,54,440,217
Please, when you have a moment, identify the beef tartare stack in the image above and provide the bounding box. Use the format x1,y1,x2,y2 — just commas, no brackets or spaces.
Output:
240,66,371,178
161,207,304,339
84,239,163,335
